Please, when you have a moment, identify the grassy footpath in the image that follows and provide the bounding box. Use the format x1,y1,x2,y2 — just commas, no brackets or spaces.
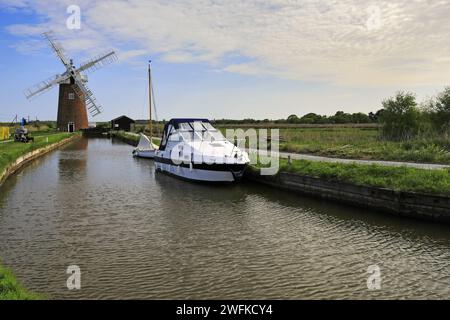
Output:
218,126,450,164
0,132,75,177
0,264,41,300
254,158,450,196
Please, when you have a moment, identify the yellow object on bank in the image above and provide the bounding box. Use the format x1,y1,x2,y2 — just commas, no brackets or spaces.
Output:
0,127,10,140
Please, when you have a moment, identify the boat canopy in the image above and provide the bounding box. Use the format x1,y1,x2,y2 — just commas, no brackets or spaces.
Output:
165,118,210,129
159,118,224,150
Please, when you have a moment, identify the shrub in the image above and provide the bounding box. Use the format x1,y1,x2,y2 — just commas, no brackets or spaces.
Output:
379,91,422,141
431,87,450,135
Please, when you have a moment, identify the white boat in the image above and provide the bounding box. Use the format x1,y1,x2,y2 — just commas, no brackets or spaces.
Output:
133,133,159,158
133,60,159,159
155,118,250,182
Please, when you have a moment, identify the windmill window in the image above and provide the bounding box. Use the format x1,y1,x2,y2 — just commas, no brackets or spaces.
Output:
68,93,75,100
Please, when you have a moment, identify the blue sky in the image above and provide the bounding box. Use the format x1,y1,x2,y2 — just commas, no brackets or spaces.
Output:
0,0,449,122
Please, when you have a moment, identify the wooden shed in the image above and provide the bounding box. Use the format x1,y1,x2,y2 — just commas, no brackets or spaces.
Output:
111,115,135,131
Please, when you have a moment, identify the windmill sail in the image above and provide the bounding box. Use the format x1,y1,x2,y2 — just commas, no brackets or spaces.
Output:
43,32,71,69
72,77,103,117
78,51,117,74
25,73,70,99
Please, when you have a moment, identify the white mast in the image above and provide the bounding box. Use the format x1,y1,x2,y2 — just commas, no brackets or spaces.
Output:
148,60,152,140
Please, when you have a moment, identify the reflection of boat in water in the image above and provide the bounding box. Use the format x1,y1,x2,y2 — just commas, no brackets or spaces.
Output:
133,133,159,158
155,118,250,182
133,60,159,159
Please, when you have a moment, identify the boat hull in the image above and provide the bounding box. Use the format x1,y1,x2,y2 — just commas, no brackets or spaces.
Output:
133,149,157,159
154,158,247,182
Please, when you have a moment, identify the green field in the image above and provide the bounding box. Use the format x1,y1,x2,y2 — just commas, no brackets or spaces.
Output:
0,132,75,180
254,158,450,195
218,126,450,164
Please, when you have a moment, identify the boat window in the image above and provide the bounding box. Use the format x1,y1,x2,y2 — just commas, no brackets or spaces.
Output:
192,121,205,132
178,123,192,131
201,122,226,141
167,121,225,142
169,131,181,141
203,129,226,141
160,125,173,148
180,131,194,141
201,122,215,131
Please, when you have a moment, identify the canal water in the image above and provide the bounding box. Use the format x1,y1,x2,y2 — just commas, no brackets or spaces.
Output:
0,137,449,299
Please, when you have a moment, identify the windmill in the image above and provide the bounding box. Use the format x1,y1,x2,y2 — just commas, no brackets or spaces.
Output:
24,32,117,132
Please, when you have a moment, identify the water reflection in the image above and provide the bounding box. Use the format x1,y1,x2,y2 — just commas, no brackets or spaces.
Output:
0,137,449,299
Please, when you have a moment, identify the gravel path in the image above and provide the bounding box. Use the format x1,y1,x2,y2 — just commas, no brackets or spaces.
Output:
252,149,450,170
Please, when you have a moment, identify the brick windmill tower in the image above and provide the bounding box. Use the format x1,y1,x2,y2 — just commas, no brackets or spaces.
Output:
25,32,117,132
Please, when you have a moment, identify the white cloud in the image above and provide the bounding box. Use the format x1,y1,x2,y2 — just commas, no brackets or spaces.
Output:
4,0,450,86
118,49,147,61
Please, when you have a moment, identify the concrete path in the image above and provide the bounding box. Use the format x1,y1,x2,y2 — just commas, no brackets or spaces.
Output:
252,149,450,170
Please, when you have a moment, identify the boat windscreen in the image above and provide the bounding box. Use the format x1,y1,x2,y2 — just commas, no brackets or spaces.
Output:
201,122,216,131
178,122,192,131
169,121,226,142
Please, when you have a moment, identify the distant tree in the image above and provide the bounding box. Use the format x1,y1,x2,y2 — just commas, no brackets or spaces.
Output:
330,111,352,124
287,114,300,123
432,87,450,133
351,112,370,123
368,109,386,123
379,91,421,140
300,113,322,124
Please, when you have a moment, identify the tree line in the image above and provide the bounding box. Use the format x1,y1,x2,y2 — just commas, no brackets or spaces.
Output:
214,109,385,125
379,87,450,141
215,86,450,141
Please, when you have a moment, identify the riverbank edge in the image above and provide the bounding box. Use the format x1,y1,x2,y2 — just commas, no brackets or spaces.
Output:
245,167,450,223
0,264,42,300
0,135,79,300
0,133,80,189
110,130,139,146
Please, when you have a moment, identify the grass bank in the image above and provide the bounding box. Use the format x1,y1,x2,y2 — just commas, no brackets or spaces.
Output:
254,158,450,195
111,131,160,146
219,126,450,164
111,130,140,144
0,264,41,300
0,132,75,177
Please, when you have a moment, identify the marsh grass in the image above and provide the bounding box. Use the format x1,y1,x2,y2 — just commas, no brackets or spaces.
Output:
0,264,41,300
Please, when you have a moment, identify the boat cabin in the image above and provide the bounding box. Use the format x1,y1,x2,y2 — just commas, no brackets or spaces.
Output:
159,118,226,150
